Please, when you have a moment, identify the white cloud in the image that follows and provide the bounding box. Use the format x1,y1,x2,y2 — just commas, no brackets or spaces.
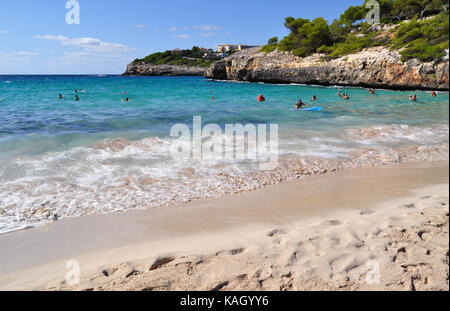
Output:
0,30,8,35
61,51,130,63
225,32,232,36
169,27,178,32
34,35,134,53
0,53,22,63
0,51,38,63
130,24,145,30
172,34,190,39
200,32,215,37
193,25,222,31
17,51,39,56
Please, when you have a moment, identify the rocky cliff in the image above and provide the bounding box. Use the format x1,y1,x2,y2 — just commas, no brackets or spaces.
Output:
123,63,206,76
205,47,449,91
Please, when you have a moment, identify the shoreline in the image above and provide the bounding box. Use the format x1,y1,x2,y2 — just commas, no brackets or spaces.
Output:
3,74,449,91
0,160,448,290
206,77,450,92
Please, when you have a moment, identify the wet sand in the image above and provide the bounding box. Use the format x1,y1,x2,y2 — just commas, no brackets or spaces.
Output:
0,161,448,290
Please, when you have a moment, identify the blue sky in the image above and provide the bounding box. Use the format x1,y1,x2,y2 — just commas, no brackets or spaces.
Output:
0,0,363,74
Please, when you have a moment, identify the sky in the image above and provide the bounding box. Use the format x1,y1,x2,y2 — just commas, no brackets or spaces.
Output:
0,0,363,74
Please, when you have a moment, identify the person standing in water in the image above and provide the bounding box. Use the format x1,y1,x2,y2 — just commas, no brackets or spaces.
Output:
59,94,63,99
75,94,80,101
312,95,317,101
258,93,266,102
431,91,437,97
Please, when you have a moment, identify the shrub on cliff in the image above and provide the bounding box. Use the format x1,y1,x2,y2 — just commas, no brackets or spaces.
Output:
260,0,449,62
277,17,332,57
133,47,213,67
317,33,379,59
392,12,449,62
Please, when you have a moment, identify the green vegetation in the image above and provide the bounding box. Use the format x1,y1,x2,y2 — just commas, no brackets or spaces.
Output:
261,37,279,53
391,13,449,61
261,0,449,62
133,46,213,67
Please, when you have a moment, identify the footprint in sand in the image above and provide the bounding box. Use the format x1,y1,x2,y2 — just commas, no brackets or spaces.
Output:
323,220,343,226
150,256,175,271
392,246,407,263
360,209,375,216
229,248,246,255
400,203,416,209
101,266,118,277
267,229,286,238
210,281,229,291
216,248,246,256
417,231,429,241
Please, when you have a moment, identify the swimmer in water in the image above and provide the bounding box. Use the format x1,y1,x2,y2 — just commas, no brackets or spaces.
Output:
342,93,350,100
431,91,437,97
258,93,266,102
368,88,375,94
59,94,63,99
294,99,307,110
75,94,79,101
312,95,317,101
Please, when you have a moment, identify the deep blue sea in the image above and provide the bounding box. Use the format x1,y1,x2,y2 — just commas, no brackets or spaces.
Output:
0,75,448,233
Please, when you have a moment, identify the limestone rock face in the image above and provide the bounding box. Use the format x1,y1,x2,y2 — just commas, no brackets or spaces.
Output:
123,63,206,76
205,47,449,90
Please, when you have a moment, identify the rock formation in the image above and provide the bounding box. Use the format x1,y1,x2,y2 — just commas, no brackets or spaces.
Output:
123,63,206,76
205,47,449,90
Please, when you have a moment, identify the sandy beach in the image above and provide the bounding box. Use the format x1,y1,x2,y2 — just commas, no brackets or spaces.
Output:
0,161,448,291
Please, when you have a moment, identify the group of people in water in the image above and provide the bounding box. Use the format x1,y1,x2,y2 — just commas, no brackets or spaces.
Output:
290,87,438,110
409,91,436,102
57,86,439,107
337,88,350,100
58,89,131,102
58,89,83,101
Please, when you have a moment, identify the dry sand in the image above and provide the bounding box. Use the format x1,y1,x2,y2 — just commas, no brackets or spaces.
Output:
0,161,448,291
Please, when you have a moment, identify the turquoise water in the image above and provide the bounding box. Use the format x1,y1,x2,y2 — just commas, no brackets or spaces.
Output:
1,75,448,158
0,75,448,233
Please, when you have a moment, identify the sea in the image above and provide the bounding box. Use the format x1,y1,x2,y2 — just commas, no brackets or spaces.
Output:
0,75,448,233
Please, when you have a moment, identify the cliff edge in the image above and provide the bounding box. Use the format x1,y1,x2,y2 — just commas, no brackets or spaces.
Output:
123,63,206,76
205,47,449,90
